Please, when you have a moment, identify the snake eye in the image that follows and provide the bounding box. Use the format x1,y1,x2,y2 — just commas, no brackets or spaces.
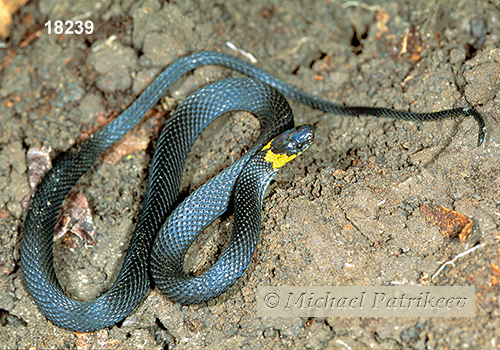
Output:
291,124,315,153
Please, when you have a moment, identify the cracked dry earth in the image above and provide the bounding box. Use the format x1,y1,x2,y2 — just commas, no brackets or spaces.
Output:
1,0,500,349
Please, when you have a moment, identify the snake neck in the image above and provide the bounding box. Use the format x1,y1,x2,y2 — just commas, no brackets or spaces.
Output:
233,150,277,212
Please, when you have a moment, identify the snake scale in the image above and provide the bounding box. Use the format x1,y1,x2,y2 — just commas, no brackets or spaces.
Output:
20,51,486,332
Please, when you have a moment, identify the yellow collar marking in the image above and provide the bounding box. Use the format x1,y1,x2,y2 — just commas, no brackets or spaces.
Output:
262,140,298,169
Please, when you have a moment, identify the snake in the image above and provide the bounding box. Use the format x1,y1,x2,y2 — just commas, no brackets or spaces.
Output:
20,51,486,332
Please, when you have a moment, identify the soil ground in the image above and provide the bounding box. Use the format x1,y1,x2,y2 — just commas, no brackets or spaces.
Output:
1,0,499,349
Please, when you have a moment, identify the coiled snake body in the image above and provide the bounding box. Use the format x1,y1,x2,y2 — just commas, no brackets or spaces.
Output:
20,52,485,331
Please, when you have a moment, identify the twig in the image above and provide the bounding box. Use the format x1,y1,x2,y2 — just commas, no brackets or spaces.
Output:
225,42,257,63
341,1,382,11
431,244,485,280
20,30,41,48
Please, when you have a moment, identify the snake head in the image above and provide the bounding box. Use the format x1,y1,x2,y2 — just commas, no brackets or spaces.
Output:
262,124,315,169
271,124,315,156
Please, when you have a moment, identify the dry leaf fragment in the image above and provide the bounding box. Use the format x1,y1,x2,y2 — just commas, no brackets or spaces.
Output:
491,262,500,277
491,263,500,286
419,204,472,241
24,143,96,247
0,0,29,38
55,190,96,247
22,143,53,209
103,131,150,164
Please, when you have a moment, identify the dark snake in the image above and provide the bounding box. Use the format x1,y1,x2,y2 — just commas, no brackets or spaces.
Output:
20,51,486,332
